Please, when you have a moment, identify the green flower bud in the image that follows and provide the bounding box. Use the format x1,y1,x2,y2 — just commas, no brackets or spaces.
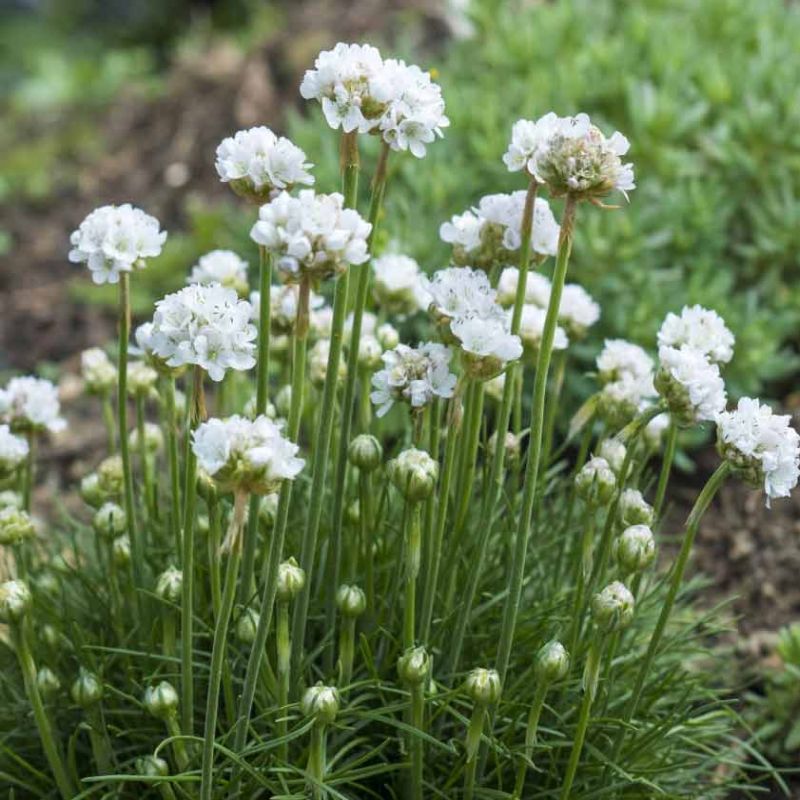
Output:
37,666,61,697
256,493,279,531
196,514,210,535
275,385,293,418
40,624,61,648
336,584,367,618
376,322,400,350
127,362,158,396
92,502,127,539
464,667,501,705
535,640,570,683
128,422,164,455
71,668,104,707
155,566,183,604
575,456,616,505
397,645,431,686
597,438,627,475
488,430,521,468
34,571,59,596
236,607,260,644
97,455,124,496
112,535,131,567
388,448,439,503
0,506,35,545
345,499,360,526
348,434,383,472
79,473,106,508
276,557,305,602
301,683,340,724
196,468,217,502
136,754,170,778
0,579,32,623
591,581,635,632
618,489,654,527
143,681,179,719
615,524,656,574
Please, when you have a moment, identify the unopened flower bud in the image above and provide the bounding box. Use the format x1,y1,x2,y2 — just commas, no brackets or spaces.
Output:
397,645,431,686
615,525,656,574
535,640,570,683
80,473,106,508
276,557,306,602
597,439,626,475
137,754,169,778
97,455,124,496
35,571,59,596
301,683,340,724
643,413,670,451
259,493,279,529
275,385,293,418
112,535,131,567
155,566,183,603
464,667,501,705
348,434,383,472
71,668,104,707
128,422,164,454
40,624,61,648
81,347,117,394
591,581,635,632
618,489,654,527
377,322,400,351
143,681,179,719
488,430,521,468
236,607,260,644
0,580,32,623
196,469,217,502
127,362,158,396
388,448,439,503
92,502,127,539
0,506,35,545
37,666,61,697
345,499,360,526
575,457,616,505
336,584,366,619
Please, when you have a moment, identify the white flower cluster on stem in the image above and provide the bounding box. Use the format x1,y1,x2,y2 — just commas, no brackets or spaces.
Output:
0,377,66,434
188,250,249,296
0,424,29,478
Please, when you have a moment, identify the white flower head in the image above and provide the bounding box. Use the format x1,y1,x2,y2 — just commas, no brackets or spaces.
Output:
215,126,314,202
503,115,558,176
532,112,635,200
80,348,117,393
518,305,569,353
150,283,257,382
497,268,552,308
643,412,671,450
559,284,600,339
597,374,656,430
657,305,734,365
451,313,522,380
127,361,158,396
372,254,429,316
69,204,166,285
596,339,654,385
188,250,249,296
192,414,304,495
0,424,29,479
655,345,726,425
0,377,66,434
308,339,346,387
249,283,325,336
422,267,499,325
370,342,457,418
250,190,371,284
716,398,800,505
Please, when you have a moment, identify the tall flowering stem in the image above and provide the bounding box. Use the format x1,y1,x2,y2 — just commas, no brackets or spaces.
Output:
325,142,390,641
239,245,273,604
611,461,731,758
653,420,677,518
494,194,577,684
164,376,182,558
289,132,359,680
404,503,423,649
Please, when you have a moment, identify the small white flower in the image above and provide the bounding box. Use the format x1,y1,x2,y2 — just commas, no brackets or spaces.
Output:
0,424,29,478
716,397,800,504
150,283,257,382
250,190,371,284
597,438,626,475
69,204,166,285
422,267,499,322
657,305,734,365
370,343,457,418
0,377,66,434
655,345,726,425
496,268,552,308
250,284,325,335
643,412,671,450
559,284,600,339
439,211,483,253
188,250,249,295
80,348,117,393
597,374,656,429
503,115,558,176
596,339,654,385
372,254,429,316
451,313,522,380
517,305,569,352
215,127,314,201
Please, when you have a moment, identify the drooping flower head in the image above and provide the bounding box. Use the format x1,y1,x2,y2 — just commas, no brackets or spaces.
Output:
451,313,523,380
188,250,249,296
716,398,800,505
372,254,429,316
0,377,66,434
69,204,166,285
250,190,371,285
657,305,734,365
655,345,726,425
0,425,29,479
192,414,304,496
215,126,314,203
150,284,257,382
371,343,457,418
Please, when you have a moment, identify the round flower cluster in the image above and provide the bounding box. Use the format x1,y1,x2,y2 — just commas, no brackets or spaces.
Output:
517,304,568,355
250,284,325,336
215,126,314,202
716,398,800,504
657,304,735,365
192,414,304,496
497,268,552,308
452,313,523,380
423,267,499,324
80,348,117,394
655,345,726,425
505,113,635,201
0,425,28,479
595,339,656,429
188,250,249,296
372,254,429,316
0,376,66,434
371,343,457,418
388,449,439,503
150,284,257,382
68,204,166,285
300,43,448,157
440,192,559,271
250,190,371,284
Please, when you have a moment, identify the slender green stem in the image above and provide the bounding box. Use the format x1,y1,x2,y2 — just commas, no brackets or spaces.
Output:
276,600,291,760
207,494,222,619
12,621,76,799
239,246,273,605
307,722,327,798
338,616,356,688
409,683,425,800
541,349,568,470
180,365,205,736
452,383,485,541
164,377,182,560
611,461,731,757
101,391,116,453
653,419,677,519
200,490,247,800
495,195,578,685
87,706,113,775
135,392,155,521
162,610,176,658
164,713,190,773
513,681,548,799
404,503,423,650
463,703,485,800
567,505,596,656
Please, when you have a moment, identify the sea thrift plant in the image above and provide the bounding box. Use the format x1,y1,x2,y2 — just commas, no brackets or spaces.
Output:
0,40,794,800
